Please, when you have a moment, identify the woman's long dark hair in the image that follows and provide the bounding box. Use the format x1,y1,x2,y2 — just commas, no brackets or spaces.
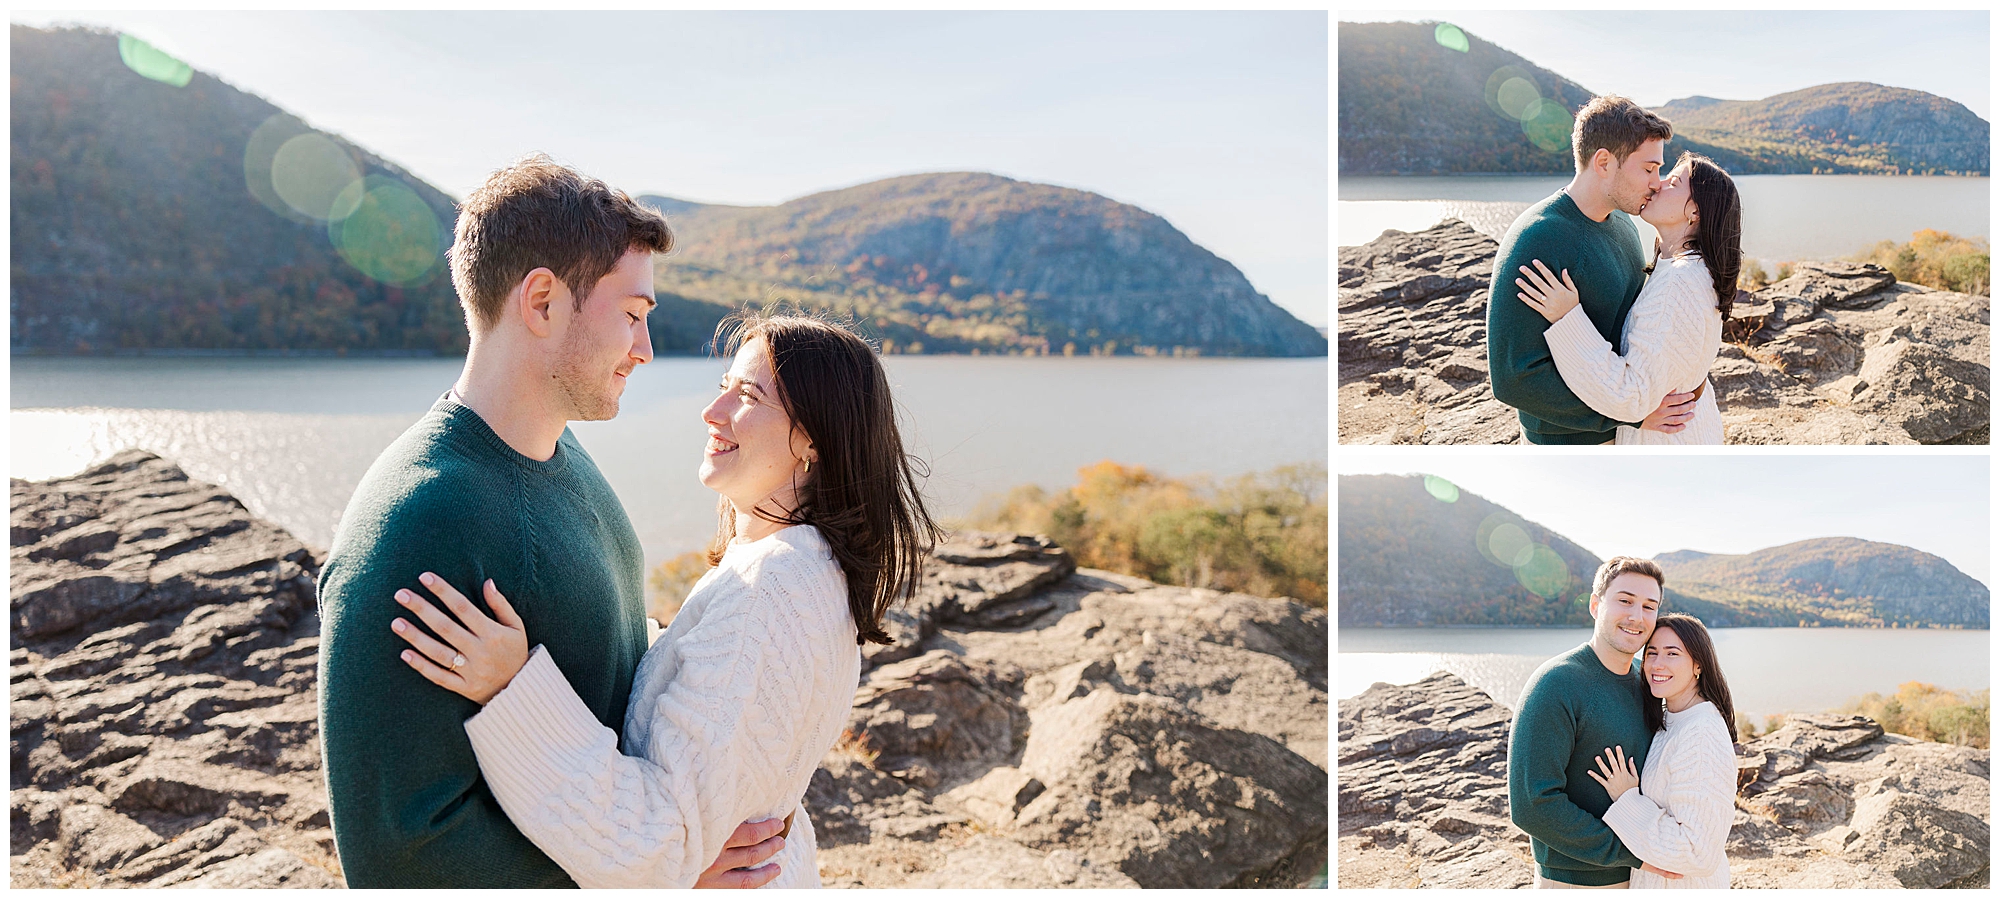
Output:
1670,151,1742,319
705,309,944,645
1643,613,1738,743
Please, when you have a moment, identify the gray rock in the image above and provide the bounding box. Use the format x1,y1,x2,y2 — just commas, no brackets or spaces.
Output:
1338,675,1991,889
15,455,1324,889
814,564,1327,888
1338,225,1991,444
11,451,338,888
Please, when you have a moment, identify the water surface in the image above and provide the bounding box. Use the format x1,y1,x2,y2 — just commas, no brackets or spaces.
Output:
1339,626,1989,722
12,355,1327,573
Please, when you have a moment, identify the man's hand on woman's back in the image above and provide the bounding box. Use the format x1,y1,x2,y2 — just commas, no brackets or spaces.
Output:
696,816,790,888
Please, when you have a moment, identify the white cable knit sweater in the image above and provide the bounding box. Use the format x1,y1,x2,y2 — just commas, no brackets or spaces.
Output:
462,525,859,889
1543,253,1726,445
1604,700,1736,889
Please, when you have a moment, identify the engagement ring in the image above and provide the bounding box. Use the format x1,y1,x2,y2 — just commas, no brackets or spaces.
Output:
451,653,466,670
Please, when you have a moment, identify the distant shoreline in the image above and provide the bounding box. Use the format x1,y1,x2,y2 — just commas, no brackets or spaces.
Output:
9,348,1329,360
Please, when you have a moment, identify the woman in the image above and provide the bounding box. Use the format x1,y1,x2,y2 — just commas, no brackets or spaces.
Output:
1515,152,1741,444
1587,613,1739,889
384,311,941,888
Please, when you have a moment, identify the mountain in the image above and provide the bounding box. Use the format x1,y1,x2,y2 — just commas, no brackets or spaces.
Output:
10,27,1321,359
1656,82,1990,175
1656,537,1990,628
1336,474,1604,626
10,25,468,354
1337,21,1594,174
1338,21,1990,175
639,173,1327,357
1337,474,1989,628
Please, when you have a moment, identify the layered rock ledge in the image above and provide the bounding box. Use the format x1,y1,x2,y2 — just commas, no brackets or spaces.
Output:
11,452,1328,888
1337,220,1990,444
1337,672,1990,889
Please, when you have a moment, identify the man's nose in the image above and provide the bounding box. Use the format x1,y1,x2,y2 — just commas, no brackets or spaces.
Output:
632,320,655,365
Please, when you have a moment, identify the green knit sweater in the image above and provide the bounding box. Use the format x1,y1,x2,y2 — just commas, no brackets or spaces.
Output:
1507,642,1653,886
1487,191,1648,444
317,396,648,888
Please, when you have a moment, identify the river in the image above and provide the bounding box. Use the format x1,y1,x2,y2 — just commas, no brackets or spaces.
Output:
1339,626,1990,723
1338,174,1990,273
11,355,1328,572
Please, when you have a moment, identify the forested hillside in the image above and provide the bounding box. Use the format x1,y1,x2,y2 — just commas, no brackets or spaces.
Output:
1339,474,1988,628
1338,21,1990,175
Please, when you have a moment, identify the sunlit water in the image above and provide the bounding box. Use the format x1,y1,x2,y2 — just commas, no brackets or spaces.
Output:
1339,627,1990,722
11,355,1327,572
1337,175,1990,274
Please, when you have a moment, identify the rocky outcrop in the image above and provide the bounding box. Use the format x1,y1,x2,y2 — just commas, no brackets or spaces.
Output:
11,450,337,887
1337,220,1990,444
813,536,1328,888
12,461,1328,889
1338,672,1990,889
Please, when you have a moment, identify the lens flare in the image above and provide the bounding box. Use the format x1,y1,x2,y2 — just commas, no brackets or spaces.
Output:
1483,66,1532,121
1514,545,1572,598
1521,98,1575,153
272,133,365,222
117,34,192,87
1423,474,1460,503
1497,78,1540,121
245,115,315,222
1433,23,1469,53
329,176,443,286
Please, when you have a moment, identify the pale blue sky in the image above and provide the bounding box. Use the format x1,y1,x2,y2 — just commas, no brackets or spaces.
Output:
12,10,1329,326
1339,10,1990,120
1336,455,1991,587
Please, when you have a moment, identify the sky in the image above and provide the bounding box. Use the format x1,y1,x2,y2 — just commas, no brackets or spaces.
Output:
10,10,1329,326
1337,10,1990,120
1335,454,1991,587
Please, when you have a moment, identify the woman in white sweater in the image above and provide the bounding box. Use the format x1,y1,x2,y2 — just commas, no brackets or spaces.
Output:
1586,613,1739,889
386,312,942,888
1515,153,1742,444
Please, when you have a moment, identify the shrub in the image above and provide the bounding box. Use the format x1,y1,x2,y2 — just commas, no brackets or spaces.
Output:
1852,229,1990,296
1838,681,1990,748
645,550,711,625
963,461,1327,605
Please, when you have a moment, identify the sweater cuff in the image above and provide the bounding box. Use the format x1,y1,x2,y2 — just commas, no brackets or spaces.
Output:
1600,788,1657,848
464,645,616,807
1543,304,1608,366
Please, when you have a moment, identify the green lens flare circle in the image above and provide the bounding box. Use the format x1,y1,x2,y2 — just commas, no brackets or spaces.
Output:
1483,66,1531,120
1522,99,1576,153
1514,544,1573,598
1434,23,1470,53
1488,523,1533,568
1497,77,1541,121
329,176,442,286
1423,475,1460,503
118,34,193,87
272,133,364,222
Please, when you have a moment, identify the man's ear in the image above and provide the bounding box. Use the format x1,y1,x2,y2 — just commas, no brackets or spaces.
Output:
1591,147,1613,177
514,267,562,339
1587,593,1601,618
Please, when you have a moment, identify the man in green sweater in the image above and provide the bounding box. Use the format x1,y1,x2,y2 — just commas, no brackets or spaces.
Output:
317,157,783,887
1509,557,1680,888
1487,96,1698,444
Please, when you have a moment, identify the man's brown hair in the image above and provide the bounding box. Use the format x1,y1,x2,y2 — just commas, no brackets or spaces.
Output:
1570,96,1673,173
447,154,673,332
1591,555,1665,598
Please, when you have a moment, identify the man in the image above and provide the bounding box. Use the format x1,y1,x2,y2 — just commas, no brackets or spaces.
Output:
318,156,784,888
1509,557,1677,889
1487,96,1698,444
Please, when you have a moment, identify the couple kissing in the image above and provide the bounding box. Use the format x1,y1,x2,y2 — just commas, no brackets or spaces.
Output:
1510,557,1740,889
1489,96,1744,446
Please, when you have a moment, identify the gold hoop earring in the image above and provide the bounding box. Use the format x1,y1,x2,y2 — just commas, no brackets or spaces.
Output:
803,459,812,473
